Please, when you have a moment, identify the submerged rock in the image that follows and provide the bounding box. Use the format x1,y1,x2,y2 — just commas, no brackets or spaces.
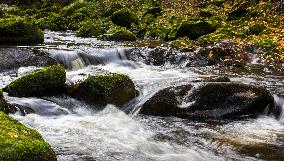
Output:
70,73,136,106
0,112,57,161
0,47,57,72
140,83,275,120
3,65,66,97
0,18,44,45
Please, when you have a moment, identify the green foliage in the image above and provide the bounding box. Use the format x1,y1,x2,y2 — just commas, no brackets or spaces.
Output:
175,20,217,40
254,36,278,48
0,112,56,161
111,8,138,28
76,18,112,37
3,65,66,97
36,13,68,31
0,18,44,44
104,27,136,41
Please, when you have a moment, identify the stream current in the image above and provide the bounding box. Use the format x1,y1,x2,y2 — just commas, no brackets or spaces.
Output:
1,31,283,161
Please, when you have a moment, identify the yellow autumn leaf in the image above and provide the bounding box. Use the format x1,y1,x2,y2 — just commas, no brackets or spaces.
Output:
8,132,19,138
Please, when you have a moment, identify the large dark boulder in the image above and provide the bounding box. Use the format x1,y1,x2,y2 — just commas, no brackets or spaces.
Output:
0,47,57,72
70,73,136,106
140,83,275,120
3,65,66,97
0,112,57,161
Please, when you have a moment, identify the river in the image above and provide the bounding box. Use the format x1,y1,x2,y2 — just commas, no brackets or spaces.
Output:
1,31,283,161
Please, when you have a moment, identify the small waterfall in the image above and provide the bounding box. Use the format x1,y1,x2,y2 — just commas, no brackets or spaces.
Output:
48,48,137,70
274,95,284,122
49,50,86,70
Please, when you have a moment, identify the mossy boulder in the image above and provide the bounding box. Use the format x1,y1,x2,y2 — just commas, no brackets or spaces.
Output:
104,27,136,41
0,18,44,45
175,21,217,40
3,65,66,97
70,73,136,106
111,8,138,28
0,112,56,161
140,83,275,120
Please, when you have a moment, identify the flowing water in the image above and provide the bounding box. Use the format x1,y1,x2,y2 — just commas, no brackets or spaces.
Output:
2,31,284,161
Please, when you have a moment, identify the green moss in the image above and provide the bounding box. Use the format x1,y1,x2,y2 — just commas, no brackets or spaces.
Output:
0,18,44,45
111,8,138,28
71,73,136,106
197,33,231,45
79,74,129,95
3,65,66,97
0,112,56,161
76,18,112,37
175,20,217,40
104,27,136,41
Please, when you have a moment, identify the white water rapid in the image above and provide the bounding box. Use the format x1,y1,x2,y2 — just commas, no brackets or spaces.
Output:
2,31,283,161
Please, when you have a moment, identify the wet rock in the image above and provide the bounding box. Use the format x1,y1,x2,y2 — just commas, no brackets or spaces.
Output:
0,47,57,72
0,89,17,114
194,42,249,66
205,76,231,82
140,85,192,117
3,65,66,97
127,47,203,67
175,21,217,40
0,112,57,161
70,73,136,107
140,83,275,119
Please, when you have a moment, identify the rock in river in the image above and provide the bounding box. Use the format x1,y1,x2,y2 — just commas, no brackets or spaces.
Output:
140,82,275,120
3,65,66,97
69,73,136,107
